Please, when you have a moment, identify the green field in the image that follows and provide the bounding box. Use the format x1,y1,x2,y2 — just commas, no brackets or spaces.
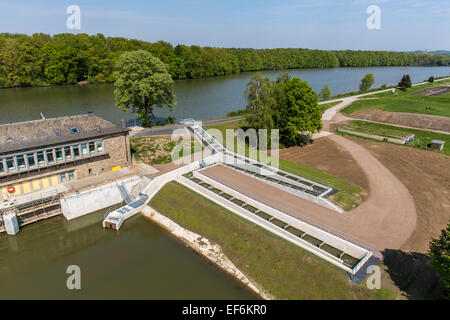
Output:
205,120,366,211
341,78,450,117
337,120,450,155
149,181,391,300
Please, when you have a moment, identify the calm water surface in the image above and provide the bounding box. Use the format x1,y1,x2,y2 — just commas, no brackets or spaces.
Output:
0,66,449,124
0,208,256,299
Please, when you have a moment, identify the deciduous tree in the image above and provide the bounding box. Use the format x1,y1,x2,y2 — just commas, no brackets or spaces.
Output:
114,50,176,127
318,84,331,100
359,73,374,91
428,222,450,299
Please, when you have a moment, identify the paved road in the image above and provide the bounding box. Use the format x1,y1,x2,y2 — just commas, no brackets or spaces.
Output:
130,116,243,138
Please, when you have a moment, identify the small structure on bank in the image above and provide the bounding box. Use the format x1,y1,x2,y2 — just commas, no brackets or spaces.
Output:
430,140,445,151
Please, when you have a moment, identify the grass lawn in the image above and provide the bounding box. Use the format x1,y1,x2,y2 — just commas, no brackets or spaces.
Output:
320,101,341,113
205,120,366,211
337,120,450,156
341,78,450,117
149,181,391,300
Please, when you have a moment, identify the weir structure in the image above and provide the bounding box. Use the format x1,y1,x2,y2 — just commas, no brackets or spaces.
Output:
102,124,373,275
0,190,61,235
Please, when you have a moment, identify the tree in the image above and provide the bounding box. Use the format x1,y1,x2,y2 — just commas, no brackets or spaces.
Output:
273,75,322,147
244,73,275,130
398,74,412,90
318,84,331,100
428,222,450,299
359,73,374,91
114,50,176,127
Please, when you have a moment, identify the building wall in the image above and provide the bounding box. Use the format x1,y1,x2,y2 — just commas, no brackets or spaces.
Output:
74,133,131,179
0,132,131,200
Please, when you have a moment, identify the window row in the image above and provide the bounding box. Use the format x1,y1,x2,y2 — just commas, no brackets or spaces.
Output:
0,140,103,173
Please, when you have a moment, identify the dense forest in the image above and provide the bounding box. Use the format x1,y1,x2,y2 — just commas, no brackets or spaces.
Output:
1,32,449,88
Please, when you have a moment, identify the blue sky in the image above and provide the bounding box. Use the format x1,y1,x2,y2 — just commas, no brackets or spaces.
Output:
0,0,449,50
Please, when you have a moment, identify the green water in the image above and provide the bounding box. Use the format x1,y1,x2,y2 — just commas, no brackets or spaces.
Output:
0,208,257,299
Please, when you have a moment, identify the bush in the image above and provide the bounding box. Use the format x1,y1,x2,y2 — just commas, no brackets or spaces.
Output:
227,109,246,117
428,76,435,83
166,116,176,124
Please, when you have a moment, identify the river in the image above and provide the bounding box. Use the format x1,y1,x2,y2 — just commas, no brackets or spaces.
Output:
0,66,449,125
0,207,256,299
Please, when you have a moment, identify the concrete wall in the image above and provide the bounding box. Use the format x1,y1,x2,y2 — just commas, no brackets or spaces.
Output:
61,176,140,220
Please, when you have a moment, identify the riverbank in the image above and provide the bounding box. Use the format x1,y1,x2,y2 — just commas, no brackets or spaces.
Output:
148,181,386,299
141,206,273,300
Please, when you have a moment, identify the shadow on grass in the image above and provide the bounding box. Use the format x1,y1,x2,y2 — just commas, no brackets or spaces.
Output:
382,249,445,300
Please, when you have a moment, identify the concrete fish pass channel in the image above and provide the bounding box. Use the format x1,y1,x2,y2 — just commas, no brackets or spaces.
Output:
101,124,372,275
179,169,371,274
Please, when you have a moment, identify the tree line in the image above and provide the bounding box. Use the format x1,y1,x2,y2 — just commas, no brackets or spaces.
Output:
1,32,450,88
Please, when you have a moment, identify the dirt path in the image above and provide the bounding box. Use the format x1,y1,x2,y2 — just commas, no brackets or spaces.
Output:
202,163,416,253
242,98,415,252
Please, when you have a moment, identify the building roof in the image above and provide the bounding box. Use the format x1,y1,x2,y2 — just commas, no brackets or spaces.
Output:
431,140,445,145
0,113,129,155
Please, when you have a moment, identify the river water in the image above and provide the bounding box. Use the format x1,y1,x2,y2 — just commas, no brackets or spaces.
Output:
0,66,449,125
0,207,256,299
1,66,449,299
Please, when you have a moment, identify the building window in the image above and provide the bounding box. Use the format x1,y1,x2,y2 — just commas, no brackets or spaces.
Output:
64,146,72,159
96,140,103,152
59,172,67,183
6,157,15,171
17,155,26,169
46,150,54,163
37,152,45,164
0,158,4,173
81,143,88,155
55,148,63,161
88,168,92,174
68,171,75,181
89,142,95,154
73,145,80,157
27,153,36,167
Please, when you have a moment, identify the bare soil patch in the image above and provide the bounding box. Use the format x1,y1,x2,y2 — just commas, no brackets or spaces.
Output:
344,136,450,253
278,137,369,193
348,109,450,132
414,85,450,96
